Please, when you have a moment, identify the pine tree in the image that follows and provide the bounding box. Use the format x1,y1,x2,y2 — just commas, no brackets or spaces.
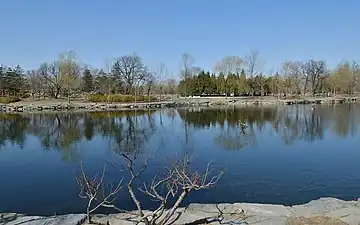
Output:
226,73,238,95
238,69,248,95
0,66,4,97
217,73,226,95
82,69,93,93
3,66,25,96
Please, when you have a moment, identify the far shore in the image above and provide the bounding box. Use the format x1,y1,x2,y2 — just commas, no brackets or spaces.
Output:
0,96,359,113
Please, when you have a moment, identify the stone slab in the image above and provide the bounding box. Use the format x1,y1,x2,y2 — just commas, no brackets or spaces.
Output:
1,214,86,225
289,198,356,217
233,203,291,217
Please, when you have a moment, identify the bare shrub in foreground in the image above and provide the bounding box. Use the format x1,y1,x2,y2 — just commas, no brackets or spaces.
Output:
137,155,223,225
77,152,223,225
76,163,122,223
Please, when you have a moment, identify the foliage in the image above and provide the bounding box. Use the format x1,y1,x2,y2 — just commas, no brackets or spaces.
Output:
82,69,93,93
88,94,157,103
0,65,25,97
0,96,21,103
178,59,360,97
88,110,156,119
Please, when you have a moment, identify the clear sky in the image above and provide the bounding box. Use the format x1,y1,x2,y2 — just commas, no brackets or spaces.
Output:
1,0,360,75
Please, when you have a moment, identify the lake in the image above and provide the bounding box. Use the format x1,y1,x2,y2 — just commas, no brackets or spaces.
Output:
1,104,360,216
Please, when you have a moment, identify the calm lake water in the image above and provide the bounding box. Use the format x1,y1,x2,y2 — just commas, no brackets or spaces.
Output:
1,104,360,215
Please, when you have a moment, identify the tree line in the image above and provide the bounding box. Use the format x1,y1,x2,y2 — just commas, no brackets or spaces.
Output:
0,51,177,101
1,49,360,101
178,50,360,97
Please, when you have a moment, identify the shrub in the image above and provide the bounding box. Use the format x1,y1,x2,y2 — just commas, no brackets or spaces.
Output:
88,110,156,119
0,97,21,104
88,94,157,103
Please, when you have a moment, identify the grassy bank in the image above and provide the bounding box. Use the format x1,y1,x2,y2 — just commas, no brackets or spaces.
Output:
88,94,157,103
0,97,21,104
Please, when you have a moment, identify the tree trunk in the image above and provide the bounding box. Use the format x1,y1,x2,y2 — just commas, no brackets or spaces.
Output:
68,88,71,104
162,190,188,225
160,86,162,101
108,81,111,103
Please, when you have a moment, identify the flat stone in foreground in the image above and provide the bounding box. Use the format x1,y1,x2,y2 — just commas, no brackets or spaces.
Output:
0,214,86,225
2,198,360,225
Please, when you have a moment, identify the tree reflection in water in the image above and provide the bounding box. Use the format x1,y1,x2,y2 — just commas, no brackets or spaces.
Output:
0,110,158,161
0,104,360,157
177,104,360,151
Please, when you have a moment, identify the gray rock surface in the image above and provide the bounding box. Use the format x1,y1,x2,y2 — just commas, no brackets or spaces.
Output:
2,198,360,224
0,214,86,225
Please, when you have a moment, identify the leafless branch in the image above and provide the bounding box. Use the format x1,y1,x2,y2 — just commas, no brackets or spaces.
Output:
76,162,122,223
135,154,224,225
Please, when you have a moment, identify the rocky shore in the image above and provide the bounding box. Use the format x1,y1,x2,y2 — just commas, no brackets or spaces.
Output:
1,198,360,225
0,97,358,113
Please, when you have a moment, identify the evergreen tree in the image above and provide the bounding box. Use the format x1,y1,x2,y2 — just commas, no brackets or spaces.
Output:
0,66,4,97
94,69,108,94
208,73,217,94
82,69,93,93
217,72,226,95
238,69,248,95
226,73,237,95
3,66,25,96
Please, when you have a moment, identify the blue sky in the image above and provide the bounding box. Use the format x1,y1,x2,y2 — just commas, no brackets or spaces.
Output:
1,0,359,76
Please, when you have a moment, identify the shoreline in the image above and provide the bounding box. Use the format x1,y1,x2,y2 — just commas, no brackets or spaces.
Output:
0,97,359,113
1,198,360,224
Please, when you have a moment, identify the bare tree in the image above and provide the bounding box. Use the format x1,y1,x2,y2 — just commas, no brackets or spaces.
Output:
144,71,157,102
78,149,223,225
38,61,63,99
214,56,243,75
244,49,262,96
112,54,149,95
281,61,303,95
118,152,223,225
180,53,195,98
350,61,360,95
76,163,122,223
105,58,114,102
331,62,352,95
156,62,167,101
164,78,177,95
301,60,327,96
244,49,261,78
26,70,43,99
37,51,80,101
58,51,81,103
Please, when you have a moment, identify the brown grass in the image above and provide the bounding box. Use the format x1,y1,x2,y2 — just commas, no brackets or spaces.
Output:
286,216,348,225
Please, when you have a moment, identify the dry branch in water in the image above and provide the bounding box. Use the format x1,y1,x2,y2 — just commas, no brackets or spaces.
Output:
76,162,122,223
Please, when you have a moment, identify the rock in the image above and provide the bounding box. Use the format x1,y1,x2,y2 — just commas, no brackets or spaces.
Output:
243,215,288,225
339,213,360,225
176,204,221,224
0,213,23,222
2,214,86,225
325,206,360,218
289,197,355,217
233,202,291,217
